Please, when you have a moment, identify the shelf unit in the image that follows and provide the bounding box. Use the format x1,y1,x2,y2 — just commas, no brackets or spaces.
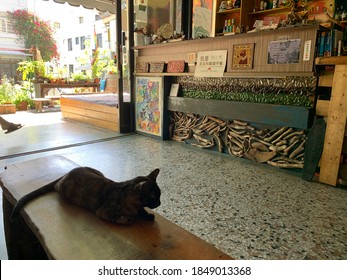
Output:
135,25,319,76
214,0,294,36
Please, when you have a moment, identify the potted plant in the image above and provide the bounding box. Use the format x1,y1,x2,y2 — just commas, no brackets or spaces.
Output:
17,59,46,83
13,87,33,111
0,75,16,114
70,72,88,84
134,25,152,45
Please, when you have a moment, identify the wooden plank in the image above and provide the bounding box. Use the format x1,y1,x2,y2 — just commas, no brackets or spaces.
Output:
318,71,334,87
316,100,330,117
0,155,232,260
61,104,118,121
319,65,347,186
61,110,119,132
168,97,313,129
315,56,347,66
60,97,118,115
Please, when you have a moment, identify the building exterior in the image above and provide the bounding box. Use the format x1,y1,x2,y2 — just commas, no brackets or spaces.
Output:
0,0,31,80
0,0,114,81
53,6,111,78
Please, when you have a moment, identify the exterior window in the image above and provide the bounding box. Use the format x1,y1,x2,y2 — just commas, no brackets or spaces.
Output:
95,15,101,21
68,38,73,51
1,18,6,32
96,33,103,48
69,65,74,74
79,16,84,24
75,37,79,44
80,36,85,50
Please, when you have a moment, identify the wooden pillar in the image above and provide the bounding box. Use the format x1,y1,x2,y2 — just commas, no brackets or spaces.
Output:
319,65,347,186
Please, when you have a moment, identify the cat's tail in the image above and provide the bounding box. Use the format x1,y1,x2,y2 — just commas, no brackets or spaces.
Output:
10,177,61,221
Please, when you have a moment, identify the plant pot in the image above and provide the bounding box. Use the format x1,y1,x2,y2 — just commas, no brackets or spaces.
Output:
19,101,29,111
0,104,16,114
144,36,151,45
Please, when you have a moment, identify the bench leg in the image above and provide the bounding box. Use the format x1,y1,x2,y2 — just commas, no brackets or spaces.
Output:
2,196,48,260
34,101,43,112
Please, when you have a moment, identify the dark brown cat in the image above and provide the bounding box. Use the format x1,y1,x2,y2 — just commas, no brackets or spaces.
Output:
11,167,161,224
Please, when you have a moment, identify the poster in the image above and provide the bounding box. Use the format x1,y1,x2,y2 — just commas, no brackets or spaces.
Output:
135,77,163,137
192,0,214,38
232,43,254,69
268,39,301,64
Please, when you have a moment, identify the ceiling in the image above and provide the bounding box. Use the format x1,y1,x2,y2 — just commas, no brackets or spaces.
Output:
43,0,116,13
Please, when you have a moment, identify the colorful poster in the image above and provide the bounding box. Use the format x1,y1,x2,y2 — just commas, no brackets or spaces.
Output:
192,0,214,38
135,77,163,136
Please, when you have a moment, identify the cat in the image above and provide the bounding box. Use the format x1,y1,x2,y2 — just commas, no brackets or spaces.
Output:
11,167,161,224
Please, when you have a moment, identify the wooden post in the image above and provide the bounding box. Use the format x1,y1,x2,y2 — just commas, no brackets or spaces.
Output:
319,65,347,186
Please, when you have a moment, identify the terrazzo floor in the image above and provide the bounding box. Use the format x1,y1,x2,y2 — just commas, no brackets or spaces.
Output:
0,111,346,260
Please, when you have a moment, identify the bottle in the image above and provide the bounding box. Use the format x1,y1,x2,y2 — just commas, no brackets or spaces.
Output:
341,7,346,21
224,19,228,33
263,0,268,10
260,1,264,11
231,18,235,32
273,0,277,9
227,19,231,33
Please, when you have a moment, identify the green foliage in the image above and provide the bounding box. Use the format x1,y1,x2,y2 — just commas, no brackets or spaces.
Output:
183,89,312,107
0,75,17,104
0,76,34,107
8,9,59,61
17,59,46,81
70,72,88,81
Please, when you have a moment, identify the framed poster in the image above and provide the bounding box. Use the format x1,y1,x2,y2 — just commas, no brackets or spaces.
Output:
135,77,163,137
268,39,301,64
232,43,254,70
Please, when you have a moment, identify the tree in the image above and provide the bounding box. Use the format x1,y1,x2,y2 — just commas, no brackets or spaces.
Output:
8,9,59,61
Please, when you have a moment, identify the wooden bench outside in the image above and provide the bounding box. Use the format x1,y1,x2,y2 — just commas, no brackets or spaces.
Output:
32,98,50,112
0,155,232,260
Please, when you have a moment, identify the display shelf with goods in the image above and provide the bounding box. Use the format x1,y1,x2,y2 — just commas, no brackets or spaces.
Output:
214,0,255,36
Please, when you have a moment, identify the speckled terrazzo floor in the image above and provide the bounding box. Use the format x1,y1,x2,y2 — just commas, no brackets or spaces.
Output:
0,112,346,260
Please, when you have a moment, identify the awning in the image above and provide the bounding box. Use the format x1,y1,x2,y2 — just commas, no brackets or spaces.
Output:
0,50,32,57
43,0,115,13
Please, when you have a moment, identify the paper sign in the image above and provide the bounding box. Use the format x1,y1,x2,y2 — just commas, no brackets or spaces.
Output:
194,50,227,77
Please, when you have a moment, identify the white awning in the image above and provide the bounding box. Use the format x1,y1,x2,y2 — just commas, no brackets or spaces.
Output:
43,0,115,13
0,50,32,58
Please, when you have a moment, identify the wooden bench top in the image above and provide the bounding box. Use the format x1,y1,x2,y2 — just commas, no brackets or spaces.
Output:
0,155,232,260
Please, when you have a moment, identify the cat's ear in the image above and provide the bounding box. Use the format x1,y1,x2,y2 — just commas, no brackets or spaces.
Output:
135,181,146,191
148,168,160,181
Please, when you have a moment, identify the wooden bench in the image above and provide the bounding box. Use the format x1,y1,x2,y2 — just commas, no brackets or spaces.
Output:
0,155,232,260
32,98,50,112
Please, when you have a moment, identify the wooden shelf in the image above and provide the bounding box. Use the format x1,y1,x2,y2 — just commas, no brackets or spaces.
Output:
216,8,240,15
249,7,290,15
315,56,347,66
168,97,313,129
134,72,314,78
